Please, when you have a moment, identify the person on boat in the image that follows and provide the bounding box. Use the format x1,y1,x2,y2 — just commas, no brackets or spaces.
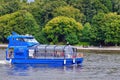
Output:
65,42,74,58
8,50,13,58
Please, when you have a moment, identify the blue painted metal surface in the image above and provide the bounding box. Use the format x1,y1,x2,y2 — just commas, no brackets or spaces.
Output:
6,32,83,66
11,58,83,66
7,32,39,47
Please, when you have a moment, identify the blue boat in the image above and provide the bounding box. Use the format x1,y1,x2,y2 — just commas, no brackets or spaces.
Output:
6,32,83,66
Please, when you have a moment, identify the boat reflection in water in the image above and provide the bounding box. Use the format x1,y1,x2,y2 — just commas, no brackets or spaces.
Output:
6,63,83,77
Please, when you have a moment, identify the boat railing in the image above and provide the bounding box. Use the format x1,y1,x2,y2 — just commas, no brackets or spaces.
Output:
32,45,77,59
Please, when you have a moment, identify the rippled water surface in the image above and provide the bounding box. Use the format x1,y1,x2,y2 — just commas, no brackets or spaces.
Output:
0,49,120,80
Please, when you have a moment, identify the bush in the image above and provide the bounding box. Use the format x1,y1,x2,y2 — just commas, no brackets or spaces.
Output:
43,16,83,44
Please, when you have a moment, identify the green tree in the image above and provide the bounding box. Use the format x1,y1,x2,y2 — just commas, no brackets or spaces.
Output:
0,10,39,43
102,13,120,45
29,0,67,26
91,12,106,45
35,31,48,44
99,0,112,11
43,16,83,44
53,6,85,23
64,0,109,22
0,1,20,16
91,12,120,45
81,22,91,42
111,0,120,14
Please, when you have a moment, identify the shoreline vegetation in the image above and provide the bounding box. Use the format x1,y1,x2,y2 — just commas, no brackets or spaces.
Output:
0,1,120,46
0,44,120,53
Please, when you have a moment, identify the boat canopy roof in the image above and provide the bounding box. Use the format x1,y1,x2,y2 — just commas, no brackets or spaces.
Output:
37,44,76,54
7,31,34,40
7,35,34,40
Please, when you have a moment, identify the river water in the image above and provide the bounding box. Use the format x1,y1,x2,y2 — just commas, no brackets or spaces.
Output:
0,49,120,80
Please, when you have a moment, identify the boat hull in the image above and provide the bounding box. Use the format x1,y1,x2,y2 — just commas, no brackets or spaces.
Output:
10,58,83,66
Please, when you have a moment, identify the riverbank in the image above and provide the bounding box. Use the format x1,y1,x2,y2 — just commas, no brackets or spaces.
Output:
0,44,120,53
75,46,120,53
0,44,8,48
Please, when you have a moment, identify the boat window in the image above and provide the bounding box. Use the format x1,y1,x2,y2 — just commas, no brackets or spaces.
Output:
35,45,77,59
16,38,25,42
24,38,38,43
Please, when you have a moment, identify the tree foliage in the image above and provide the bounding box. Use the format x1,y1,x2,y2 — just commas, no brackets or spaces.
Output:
91,12,120,45
81,23,91,42
111,0,120,14
53,6,85,23
64,0,109,22
29,0,68,26
99,0,112,11
102,13,120,45
0,0,120,46
0,10,39,43
0,1,20,16
43,16,83,44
